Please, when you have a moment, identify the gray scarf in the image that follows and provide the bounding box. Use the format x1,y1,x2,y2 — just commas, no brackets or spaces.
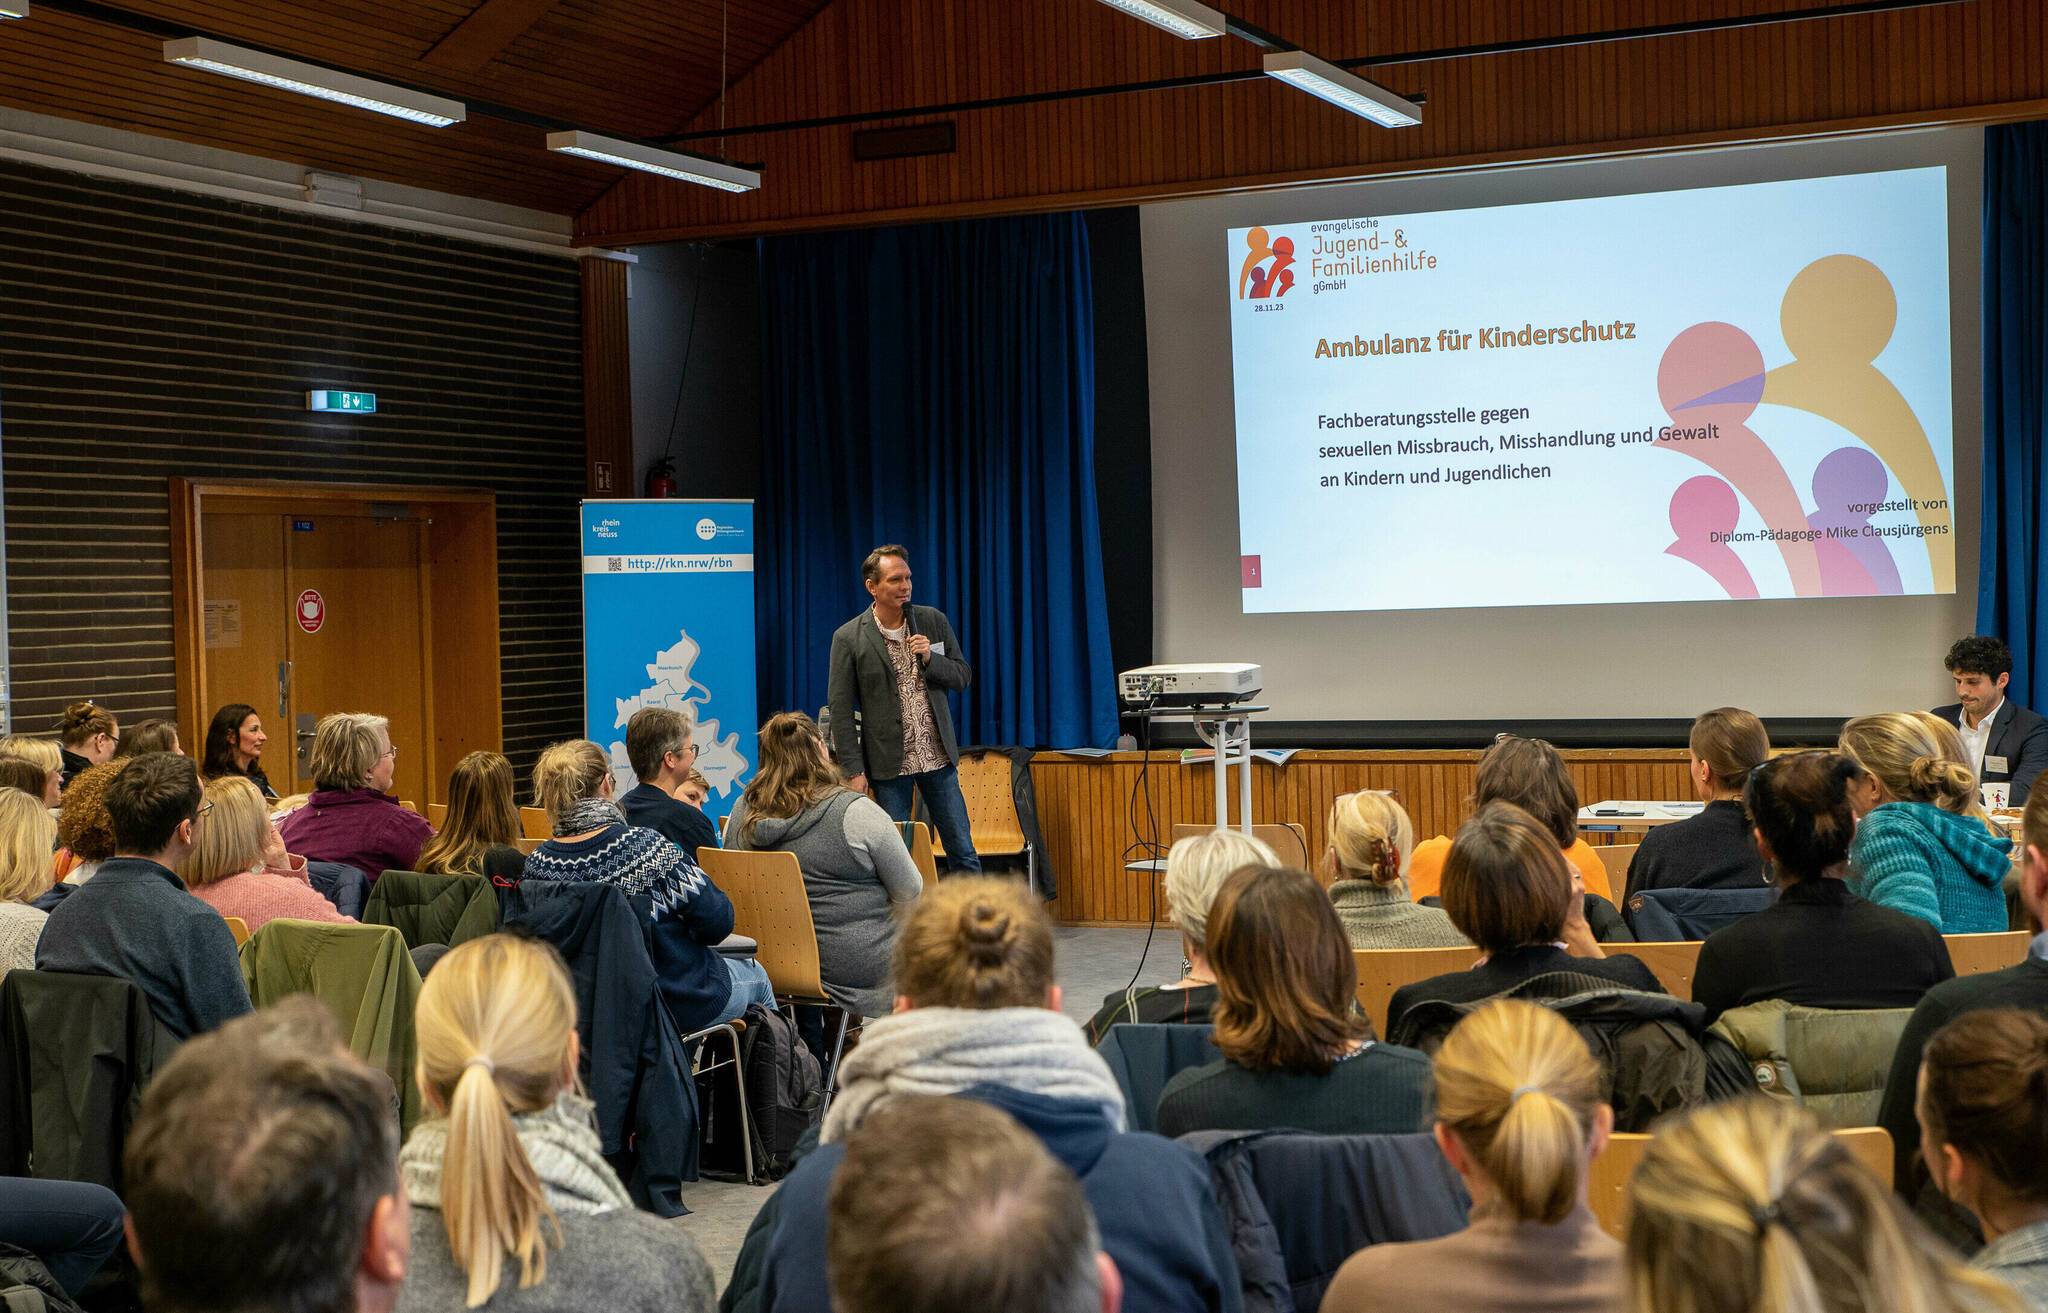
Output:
820,1007,1127,1143
400,1090,632,1216
553,797,626,839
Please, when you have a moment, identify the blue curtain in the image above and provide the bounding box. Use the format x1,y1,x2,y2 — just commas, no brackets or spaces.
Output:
755,213,1119,749
1980,123,2048,706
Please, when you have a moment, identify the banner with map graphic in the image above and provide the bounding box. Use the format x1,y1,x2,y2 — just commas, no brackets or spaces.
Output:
581,499,756,825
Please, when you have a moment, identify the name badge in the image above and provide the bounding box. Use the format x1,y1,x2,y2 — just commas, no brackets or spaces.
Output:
1987,754,2010,775
930,642,946,657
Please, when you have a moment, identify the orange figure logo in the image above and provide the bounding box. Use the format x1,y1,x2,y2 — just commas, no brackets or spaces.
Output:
1238,228,1296,300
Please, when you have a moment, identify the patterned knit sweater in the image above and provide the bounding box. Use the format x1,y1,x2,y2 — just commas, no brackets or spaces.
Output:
0,900,46,974
523,824,737,1033
1847,801,2010,933
1330,878,1472,950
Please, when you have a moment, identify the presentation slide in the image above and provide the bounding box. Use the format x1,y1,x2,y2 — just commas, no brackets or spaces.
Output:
1228,167,1955,615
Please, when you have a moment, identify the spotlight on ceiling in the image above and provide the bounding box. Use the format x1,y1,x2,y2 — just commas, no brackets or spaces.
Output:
1093,0,1226,40
163,36,466,127
1262,50,1422,128
546,130,761,193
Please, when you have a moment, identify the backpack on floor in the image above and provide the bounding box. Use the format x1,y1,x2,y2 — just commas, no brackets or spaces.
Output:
698,1003,825,1184
0,1244,84,1313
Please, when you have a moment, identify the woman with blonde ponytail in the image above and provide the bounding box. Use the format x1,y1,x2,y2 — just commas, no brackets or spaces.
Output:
1323,791,1469,949
1626,1096,2022,1313
1324,999,1618,1313
396,934,714,1313
1840,712,2011,932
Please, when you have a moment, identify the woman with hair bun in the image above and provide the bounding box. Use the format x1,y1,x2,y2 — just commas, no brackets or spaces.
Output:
739,877,1240,1313
1322,999,1619,1313
1324,792,1469,949
395,934,715,1312
1919,1009,2048,1307
55,701,117,786
1625,707,1771,896
1840,712,2011,932
1690,751,1953,1024
1625,1096,2020,1313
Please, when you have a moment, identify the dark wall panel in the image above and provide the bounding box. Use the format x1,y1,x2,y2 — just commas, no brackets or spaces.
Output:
0,158,586,779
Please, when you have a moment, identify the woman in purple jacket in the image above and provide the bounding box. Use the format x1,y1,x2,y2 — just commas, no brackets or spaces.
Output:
275,712,433,883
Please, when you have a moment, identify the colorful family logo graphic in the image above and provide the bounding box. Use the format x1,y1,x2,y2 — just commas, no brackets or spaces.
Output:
1237,226,1297,300
1657,254,1949,600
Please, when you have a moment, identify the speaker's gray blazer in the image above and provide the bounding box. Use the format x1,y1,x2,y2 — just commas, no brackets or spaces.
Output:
826,604,971,781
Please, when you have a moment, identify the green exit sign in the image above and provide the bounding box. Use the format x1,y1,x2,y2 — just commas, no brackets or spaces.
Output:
307,389,377,414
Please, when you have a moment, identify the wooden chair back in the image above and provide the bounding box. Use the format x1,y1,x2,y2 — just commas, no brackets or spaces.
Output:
696,848,828,1001
1171,822,1313,874
1594,843,1640,888
514,836,542,855
1947,930,2029,977
1613,941,1704,1000
427,802,447,827
1589,1126,1892,1239
1354,945,1483,1037
519,806,551,840
927,751,1028,857
399,800,420,816
896,821,939,892
223,915,251,947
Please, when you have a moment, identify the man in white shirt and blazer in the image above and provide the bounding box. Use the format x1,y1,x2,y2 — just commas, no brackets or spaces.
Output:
1934,634,2048,806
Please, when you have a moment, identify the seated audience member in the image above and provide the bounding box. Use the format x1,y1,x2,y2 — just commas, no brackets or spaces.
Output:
0,756,53,806
680,767,710,810
123,997,409,1313
1625,707,1770,897
0,735,64,808
746,877,1239,1313
827,1095,1120,1313
0,786,54,975
53,759,122,884
620,707,720,856
1625,1096,2021,1313
115,719,181,758
726,712,923,1019
396,934,715,1312
1918,1009,2048,1308
55,700,117,786
1387,803,1663,1039
1323,1000,1619,1313
200,702,276,799
276,712,433,883
1881,780,2048,1201
0,790,55,972
1324,790,1469,949
1083,826,1278,1042
0,1176,124,1302
1156,864,1433,1137
1937,635,2048,807
415,750,524,880
1840,711,2010,932
1410,735,1617,903
522,739,771,1034
1691,751,1953,1024
36,753,252,1038
181,776,351,933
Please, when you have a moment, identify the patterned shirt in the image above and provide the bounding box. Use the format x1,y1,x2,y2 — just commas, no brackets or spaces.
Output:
876,609,946,776
1974,1221,2048,1312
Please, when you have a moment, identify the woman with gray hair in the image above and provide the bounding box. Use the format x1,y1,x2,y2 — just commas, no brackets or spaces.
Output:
276,711,433,883
1083,826,1277,1044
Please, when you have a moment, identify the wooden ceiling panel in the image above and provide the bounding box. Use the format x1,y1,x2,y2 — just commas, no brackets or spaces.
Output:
572,0,2048,242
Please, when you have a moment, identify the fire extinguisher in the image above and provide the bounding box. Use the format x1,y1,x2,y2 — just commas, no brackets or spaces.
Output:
644,456,676,499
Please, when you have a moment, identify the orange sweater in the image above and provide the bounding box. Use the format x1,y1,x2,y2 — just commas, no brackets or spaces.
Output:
1407,835,1614,904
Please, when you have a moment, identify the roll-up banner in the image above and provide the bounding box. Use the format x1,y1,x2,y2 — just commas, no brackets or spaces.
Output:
581,499,756,826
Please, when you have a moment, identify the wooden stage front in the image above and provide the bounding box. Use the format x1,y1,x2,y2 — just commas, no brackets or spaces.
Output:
1031,748,1691,926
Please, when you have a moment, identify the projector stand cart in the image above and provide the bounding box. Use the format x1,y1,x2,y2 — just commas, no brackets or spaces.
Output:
1133,704,1268,837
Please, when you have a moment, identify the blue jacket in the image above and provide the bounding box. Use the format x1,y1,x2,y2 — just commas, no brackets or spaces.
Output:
1848,802,2010,933
760,1083,1243,1313
34,858,252,1040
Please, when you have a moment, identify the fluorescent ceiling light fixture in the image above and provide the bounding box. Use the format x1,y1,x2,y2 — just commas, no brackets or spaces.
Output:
1094,0,1225,39
546,130,761,193
1262,50,1421,128
0,3,28,19
163,37,466,127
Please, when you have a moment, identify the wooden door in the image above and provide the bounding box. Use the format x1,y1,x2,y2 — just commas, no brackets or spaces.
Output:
284,516,430,806
198,512,290,782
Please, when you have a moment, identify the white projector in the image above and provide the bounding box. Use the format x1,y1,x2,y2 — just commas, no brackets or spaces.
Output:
1119,662,1263,707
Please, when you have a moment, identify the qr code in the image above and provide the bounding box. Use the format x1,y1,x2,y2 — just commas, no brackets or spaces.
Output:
607,557,624,573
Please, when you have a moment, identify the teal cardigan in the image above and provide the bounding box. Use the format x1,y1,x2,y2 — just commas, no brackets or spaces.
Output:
1847,802,2010,933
